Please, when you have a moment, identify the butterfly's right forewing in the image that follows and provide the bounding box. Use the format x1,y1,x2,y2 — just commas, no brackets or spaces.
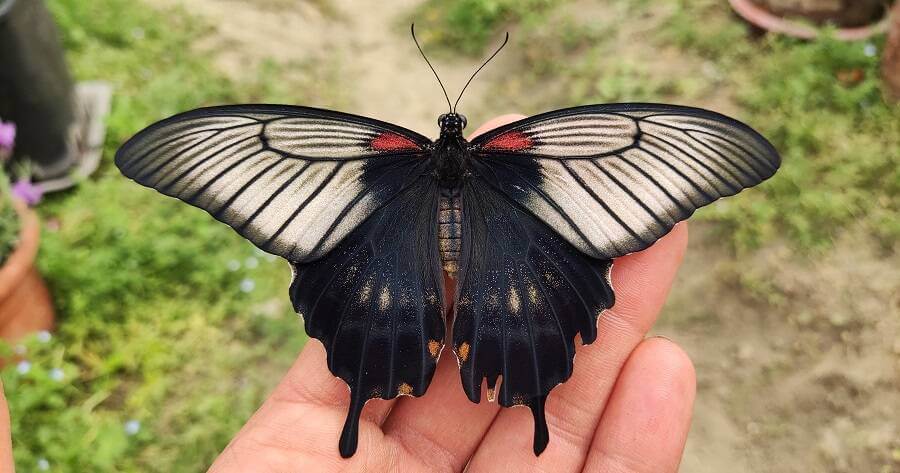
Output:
469,103,781,260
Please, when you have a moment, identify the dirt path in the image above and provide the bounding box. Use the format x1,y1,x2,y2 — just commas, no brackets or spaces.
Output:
155,0,503,136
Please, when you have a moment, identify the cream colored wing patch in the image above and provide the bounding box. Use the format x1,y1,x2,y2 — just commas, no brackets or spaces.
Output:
472,104,781,260
115,105,429,263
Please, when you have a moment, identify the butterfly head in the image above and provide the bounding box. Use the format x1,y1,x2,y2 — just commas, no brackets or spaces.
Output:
438,113,467,135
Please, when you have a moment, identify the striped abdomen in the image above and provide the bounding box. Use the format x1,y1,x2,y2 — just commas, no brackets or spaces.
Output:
438,187,462,276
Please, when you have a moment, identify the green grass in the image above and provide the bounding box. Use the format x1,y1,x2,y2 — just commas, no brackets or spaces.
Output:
2,1,306,471
0,175,20,265
411,0,557,55
663,1,899,251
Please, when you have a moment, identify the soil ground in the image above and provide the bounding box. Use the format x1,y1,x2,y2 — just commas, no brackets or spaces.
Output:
151,1,900,471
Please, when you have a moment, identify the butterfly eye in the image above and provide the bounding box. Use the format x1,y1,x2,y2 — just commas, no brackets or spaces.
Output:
459,115,467,129
437,113,448,126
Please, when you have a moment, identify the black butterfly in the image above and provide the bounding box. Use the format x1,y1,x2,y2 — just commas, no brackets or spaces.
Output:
114,28,780,459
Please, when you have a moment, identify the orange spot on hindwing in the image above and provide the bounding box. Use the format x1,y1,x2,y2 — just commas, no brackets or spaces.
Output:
428,340,441,358
457,342,470,362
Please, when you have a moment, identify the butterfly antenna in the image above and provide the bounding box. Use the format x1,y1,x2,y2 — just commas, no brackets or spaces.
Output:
453,32,509,113
411,23,453,112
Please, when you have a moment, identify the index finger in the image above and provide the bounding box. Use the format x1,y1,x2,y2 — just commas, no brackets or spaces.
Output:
0,381,14,473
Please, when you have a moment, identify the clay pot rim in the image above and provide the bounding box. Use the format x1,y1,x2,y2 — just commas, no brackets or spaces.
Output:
729,0,890,41
0,199,40,301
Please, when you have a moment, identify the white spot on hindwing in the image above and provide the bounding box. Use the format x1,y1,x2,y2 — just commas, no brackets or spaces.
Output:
508,287,521,314
379,286,391,311
359,278,373,303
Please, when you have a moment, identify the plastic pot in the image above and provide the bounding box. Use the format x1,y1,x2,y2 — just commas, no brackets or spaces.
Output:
0,199,55,342
729,0,890,40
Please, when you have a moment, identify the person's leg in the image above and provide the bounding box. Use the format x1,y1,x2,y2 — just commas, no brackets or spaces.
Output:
0,0,76,178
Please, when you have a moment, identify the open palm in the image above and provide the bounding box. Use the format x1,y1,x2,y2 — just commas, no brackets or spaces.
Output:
208,116,696,473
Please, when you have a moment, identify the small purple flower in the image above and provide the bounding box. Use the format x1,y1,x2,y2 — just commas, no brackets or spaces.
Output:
49,368,65,381
0,121,15,150
239,278,255,293
11,179,43,206
863,43,877,58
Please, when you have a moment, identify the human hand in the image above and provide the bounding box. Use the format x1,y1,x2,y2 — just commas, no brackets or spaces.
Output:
209,115,696,473
0,380,13,472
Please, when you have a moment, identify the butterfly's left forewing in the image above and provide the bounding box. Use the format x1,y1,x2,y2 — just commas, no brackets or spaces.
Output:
115,105,430,263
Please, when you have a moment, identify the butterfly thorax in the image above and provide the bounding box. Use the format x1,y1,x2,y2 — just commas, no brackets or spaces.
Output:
431,114,470,187
431,135,469,185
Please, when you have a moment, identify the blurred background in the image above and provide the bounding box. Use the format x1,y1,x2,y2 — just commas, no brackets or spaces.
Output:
0,0,897,471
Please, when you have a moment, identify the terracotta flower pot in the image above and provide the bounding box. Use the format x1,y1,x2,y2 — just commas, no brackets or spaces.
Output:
0,199,55,341
729,0,890,40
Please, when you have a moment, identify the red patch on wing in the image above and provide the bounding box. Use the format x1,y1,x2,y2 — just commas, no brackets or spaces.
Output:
481,131,533,151
371,132,421,152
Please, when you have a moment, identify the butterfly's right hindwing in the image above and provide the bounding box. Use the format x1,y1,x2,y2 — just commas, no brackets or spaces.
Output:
114,105,430,263
453,178,615,454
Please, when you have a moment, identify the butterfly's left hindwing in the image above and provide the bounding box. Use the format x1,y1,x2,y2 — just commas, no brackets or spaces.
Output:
453,179,615,455
290,178,445,458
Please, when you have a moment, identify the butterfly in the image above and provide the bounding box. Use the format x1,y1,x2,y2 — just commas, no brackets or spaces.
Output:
114,27,780,459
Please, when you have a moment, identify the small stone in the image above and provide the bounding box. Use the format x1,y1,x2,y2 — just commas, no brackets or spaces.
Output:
828,312,849,327
794,311,814,326
737,343,754,361
746,422,760,436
